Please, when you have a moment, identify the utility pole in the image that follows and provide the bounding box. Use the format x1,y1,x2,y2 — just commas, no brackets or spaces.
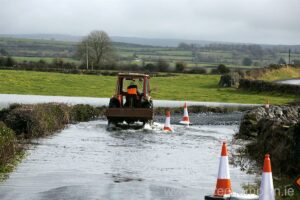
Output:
86,43,89,70
288,49,291,65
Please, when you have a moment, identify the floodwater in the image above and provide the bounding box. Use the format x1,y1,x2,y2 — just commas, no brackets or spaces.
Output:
277,79,300,85
0,94,260,110
0,113,256,200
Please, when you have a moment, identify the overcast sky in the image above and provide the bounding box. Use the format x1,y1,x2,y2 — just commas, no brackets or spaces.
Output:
0,0,299,44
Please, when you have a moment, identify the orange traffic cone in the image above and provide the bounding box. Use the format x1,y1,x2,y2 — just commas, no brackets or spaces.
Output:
214,142,232,197
259,154,275,200
296,177,300,187
163,110,173,132
179,102,191,125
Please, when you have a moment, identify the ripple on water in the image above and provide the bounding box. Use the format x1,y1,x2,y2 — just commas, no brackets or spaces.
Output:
0,116,256,200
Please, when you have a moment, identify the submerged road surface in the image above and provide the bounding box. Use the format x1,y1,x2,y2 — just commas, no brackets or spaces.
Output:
0,94,260,110
277,79,300,85
0,114,256,200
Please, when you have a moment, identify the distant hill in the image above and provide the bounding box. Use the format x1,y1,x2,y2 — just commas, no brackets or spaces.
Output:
0,34,216,47
1,35,300,68
1,34,300,48
111,36,214,47
0,34,82,42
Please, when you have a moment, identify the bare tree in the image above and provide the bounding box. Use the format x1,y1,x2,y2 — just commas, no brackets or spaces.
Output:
77,31,117,68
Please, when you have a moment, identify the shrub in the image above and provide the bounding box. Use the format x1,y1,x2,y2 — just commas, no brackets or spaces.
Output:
175,62,186,72
239,79,300,95
157,59,170,72
4,104,70,137
242,57,252,66
189,67,207,74
6,57,15,67
217,64,230,74
0,56,16,67
210,68,219,74
145,63,158,72
0,49,9,56
0,122,16,166
70,104,104,122
1,103,105,138
0,57,5,66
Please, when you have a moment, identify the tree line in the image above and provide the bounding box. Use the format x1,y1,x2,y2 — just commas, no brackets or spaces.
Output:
1,30,299,72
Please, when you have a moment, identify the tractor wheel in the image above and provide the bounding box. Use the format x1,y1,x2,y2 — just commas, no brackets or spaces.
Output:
142,101,153,108
109,98,120,108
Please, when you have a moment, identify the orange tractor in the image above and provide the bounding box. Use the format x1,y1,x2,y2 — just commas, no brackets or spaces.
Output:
105,73,154,126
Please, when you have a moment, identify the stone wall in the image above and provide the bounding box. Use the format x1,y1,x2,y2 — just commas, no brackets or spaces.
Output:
238,105,300,176
239,79,300,95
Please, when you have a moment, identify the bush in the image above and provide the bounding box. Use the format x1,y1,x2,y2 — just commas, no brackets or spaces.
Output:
217,64,230,74
239,79,300,95
1,103,105,138
0,122,16,166
70,104,104,122
0,56,16,67
210,64,230,74
157,59,170,72
175,62,186,72
6,57,15,67
4,104,70,137
145,63,158,72
0,57,5,66
0,49,9,56
189,67,207,74
242,57,252,66
210,68,219,74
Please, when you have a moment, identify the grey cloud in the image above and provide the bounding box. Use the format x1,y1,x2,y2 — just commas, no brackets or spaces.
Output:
0,0,299,44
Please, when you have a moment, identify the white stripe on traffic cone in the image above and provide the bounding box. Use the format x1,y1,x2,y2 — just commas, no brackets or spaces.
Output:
180,102,191,125
259,154,275,200
214,142,232,197
163,111,173,132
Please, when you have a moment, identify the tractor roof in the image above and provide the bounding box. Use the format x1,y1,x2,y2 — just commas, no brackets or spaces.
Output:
118,73,149,78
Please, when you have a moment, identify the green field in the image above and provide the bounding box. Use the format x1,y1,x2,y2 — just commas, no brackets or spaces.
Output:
0,70,298,104
2,37,299,70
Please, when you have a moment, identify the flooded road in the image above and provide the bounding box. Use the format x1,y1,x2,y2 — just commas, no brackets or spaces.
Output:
277,79,300,85
0,113,256,200
0,94,260,110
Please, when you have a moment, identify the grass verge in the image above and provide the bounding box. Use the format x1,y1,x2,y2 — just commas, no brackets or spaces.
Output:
0,70,299,104
247,66,300,81
0,122,25,181
0,150,25,181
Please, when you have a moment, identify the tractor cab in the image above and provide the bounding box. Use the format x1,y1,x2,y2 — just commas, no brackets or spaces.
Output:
106,73,153,126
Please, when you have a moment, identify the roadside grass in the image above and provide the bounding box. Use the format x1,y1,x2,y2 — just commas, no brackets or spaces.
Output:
0,70,299,104
0,150,25,181
242,179,300,200
0,121,25,181
258,66,300,81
